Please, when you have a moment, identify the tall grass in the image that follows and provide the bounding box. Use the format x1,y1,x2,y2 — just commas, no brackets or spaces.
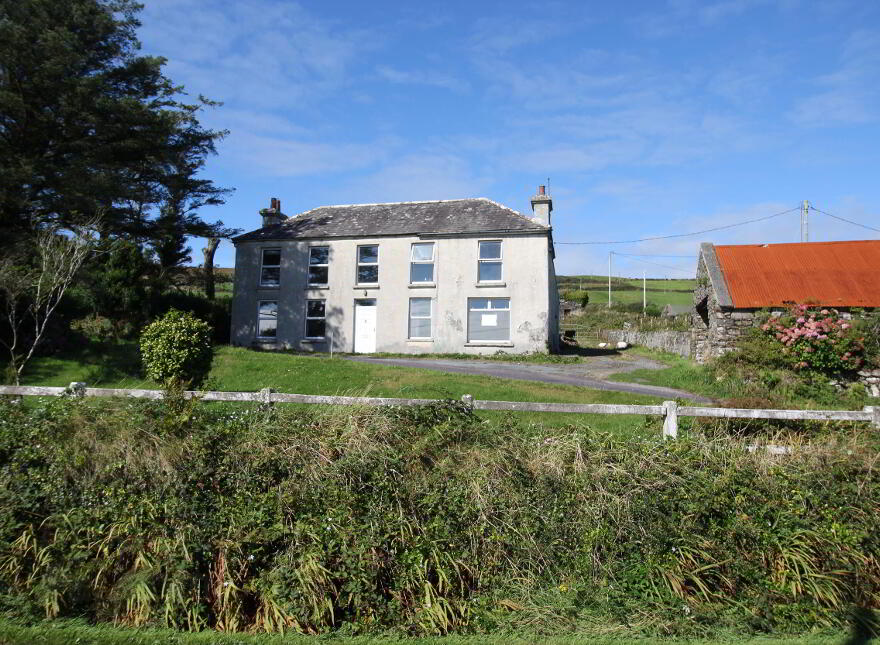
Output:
0,395,878,637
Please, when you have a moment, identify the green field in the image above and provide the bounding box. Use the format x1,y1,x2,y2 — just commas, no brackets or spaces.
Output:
20,342,668,436
558,274,696,308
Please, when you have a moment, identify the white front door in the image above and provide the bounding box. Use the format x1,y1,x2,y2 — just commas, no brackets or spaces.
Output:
354,299,377,353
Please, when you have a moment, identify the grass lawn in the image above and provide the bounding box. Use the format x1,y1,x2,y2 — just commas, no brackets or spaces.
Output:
609,347,722,399
0,619,852,645
19,342,668,437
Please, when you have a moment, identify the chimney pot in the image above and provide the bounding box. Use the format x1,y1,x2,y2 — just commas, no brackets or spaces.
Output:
262,197,286,227
530,185,552,227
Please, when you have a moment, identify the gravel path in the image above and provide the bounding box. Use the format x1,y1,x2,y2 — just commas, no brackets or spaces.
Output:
345,355,713,403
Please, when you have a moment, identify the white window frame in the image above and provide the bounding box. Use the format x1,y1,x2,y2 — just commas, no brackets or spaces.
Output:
259,248,281,287
467,297,511,342
408,297,432,339
304,299,326,339
356,244,379,285
477,240,503,283
308,246,329,286
409,242,435,284
256,300,278,339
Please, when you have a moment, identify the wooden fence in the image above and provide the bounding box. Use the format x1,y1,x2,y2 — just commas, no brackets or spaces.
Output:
2,383,878,439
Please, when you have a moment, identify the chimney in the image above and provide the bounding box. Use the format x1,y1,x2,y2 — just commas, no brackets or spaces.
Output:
260,197,286,227
530,185,552,227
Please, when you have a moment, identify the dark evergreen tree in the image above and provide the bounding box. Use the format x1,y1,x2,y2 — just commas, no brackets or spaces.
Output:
0,0,234,259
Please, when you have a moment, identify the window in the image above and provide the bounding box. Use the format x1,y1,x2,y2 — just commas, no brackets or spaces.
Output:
467,298,510,342
257,301,278,338
408,298,432,339
305,299,326,338
410,243,435,283
357,245,379,284
478,241,502,282
308,246,329,285
260,248,281,287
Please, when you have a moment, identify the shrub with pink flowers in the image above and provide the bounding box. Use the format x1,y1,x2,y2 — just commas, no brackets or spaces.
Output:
760,305,865,374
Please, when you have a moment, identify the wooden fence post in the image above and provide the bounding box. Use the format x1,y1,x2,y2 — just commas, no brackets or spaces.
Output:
663,400,678,439
259,387,276,408
866,406,880,429
67,382,86,397
461,394,474,409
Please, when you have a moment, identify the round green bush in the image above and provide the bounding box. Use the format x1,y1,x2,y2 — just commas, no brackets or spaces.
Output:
140,309,213,386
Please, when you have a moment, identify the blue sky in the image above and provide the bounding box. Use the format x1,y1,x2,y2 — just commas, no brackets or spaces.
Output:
137,0,880,277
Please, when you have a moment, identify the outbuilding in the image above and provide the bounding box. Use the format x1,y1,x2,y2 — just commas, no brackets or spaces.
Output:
693,239,880,364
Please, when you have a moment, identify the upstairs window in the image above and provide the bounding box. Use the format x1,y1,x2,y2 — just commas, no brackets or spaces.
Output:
410,243,435,283
260,248,281,287
257,300,278,338
308,246,329,285
478,241,502,282
357,245,379,284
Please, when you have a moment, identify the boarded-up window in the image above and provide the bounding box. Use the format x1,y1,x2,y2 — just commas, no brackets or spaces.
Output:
467,298,510,342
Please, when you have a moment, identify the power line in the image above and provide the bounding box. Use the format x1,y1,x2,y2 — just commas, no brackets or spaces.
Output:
623,254,697,258
611,252,695,274
556,206,800,245
810,206,880,234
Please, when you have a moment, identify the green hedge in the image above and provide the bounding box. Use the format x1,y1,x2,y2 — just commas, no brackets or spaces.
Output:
0,397,878,637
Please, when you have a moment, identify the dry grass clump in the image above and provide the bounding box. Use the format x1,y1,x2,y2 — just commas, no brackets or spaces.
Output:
0,395,878,637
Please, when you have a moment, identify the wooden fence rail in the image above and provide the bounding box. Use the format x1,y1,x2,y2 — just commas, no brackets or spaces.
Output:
1,383,878,439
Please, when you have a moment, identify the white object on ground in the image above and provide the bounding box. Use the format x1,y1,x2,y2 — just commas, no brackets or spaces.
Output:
616,341,629,349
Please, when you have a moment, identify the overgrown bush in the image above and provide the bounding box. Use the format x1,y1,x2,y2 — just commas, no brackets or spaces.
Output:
140,309,213,386
154,291,232,345
69,315,117,342
760,305,866,374
0,396,877,637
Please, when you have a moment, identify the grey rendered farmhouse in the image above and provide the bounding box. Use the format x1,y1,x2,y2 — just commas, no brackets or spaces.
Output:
230,188,560,354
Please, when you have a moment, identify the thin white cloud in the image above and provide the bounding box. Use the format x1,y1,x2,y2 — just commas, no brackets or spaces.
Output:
792,29,880,126
139,0,372,109
226,133,395,178
336,153,494,204
375,65,466,91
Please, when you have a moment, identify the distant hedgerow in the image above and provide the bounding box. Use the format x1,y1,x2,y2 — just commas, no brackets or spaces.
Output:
140,309,213,386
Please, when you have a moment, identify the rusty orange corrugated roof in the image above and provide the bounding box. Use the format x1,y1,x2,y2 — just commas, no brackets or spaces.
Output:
715,240,880,308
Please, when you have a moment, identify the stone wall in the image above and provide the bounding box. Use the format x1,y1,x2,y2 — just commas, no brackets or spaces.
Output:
859,369,880,398
601,329,693,357
693,255,779,363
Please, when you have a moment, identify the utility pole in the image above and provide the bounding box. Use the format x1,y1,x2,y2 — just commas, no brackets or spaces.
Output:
643,271,646,314
801,200,810,242
608,252,612,308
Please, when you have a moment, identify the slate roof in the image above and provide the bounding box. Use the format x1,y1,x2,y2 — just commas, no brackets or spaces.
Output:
710,240,880,308
232,198,547,243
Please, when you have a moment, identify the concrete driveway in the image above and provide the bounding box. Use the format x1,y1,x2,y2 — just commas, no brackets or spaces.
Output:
345,355,712,403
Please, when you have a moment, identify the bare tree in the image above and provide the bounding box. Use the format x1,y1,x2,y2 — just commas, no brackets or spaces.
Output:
202,237,220,300
0,221,98,384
